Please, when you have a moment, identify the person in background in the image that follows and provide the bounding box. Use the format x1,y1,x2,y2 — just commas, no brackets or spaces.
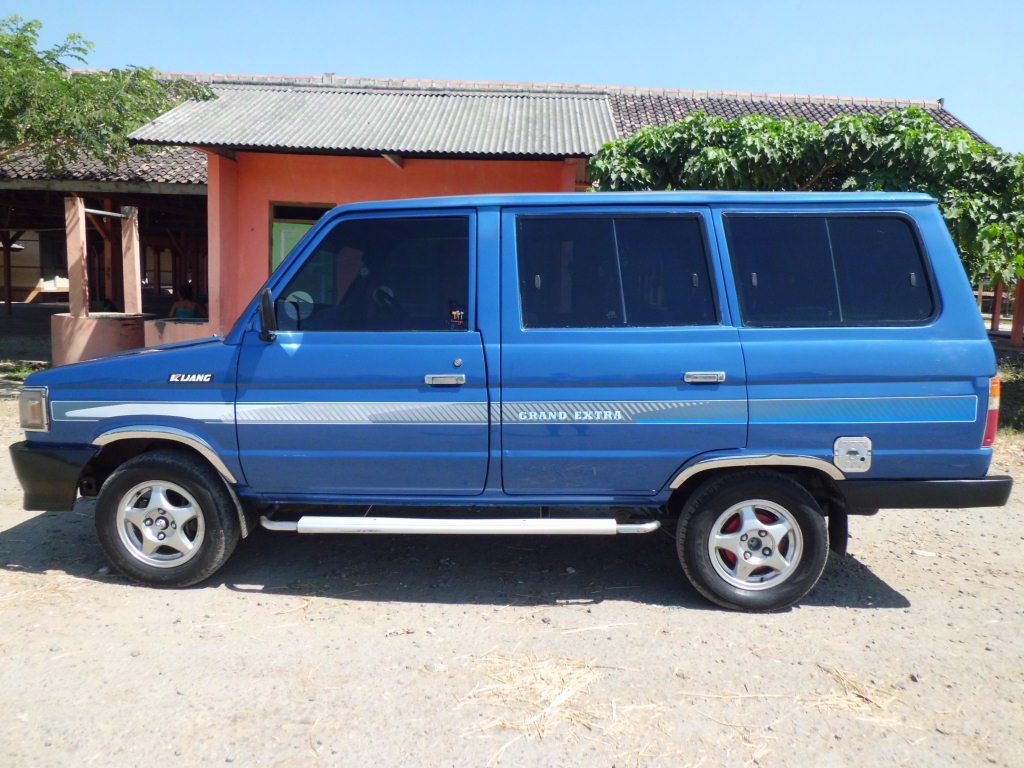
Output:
168,283,205,318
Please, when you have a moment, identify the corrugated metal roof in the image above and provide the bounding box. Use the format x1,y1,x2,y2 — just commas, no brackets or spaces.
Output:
3,74,981,185
130,85,616,157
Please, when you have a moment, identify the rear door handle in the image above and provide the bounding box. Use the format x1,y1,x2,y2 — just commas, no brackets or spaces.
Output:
424,374,466,386
683,371,726,384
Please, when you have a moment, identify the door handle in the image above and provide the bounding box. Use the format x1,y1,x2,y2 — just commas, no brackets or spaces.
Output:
683,371,726,384
424,374,466,386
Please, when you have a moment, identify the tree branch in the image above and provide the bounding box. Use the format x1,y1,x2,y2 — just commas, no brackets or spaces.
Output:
796,159,840,191
0,141,34,162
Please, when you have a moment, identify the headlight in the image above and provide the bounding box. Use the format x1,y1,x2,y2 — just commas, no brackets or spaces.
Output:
18,387,49,432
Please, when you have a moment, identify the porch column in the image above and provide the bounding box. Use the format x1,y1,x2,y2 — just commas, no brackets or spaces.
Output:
0,229,23,315
205,152,238,334
990,283,1004,333
1010,279,1024,347
121,206,142,314
102,198,115,302
1,235,10,316
65,196,89,318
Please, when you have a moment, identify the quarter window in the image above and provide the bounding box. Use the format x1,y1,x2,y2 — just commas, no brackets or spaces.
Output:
725,215,934,327
276,217,470,332
516,216,716,328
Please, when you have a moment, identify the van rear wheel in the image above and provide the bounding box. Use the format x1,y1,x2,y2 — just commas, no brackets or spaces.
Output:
95,449,240,587
676,471,829,612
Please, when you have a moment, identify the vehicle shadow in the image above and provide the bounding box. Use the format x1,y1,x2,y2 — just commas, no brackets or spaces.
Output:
0,503,909,611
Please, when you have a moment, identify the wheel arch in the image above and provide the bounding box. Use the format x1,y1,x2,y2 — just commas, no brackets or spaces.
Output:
82,426,252,537
666,455,845,517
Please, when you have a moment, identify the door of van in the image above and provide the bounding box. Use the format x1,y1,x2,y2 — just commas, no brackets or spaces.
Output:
235,212,490,496
499,207,747,495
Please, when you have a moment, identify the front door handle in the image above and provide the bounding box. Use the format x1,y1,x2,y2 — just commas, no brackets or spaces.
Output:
683,371,726,384
424,374,466,386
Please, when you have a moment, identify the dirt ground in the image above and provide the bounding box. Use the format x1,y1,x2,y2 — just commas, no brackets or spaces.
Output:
2,384,1023,766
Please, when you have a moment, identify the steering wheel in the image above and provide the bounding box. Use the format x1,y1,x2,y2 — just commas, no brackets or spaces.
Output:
372,285,409,319
282,290,314,326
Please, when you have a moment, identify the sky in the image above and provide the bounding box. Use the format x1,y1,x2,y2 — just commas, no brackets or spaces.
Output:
6,0,1023,152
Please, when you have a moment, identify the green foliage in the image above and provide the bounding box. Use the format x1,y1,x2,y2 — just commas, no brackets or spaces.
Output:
590,109,1024,285
0,16,211,172
0,360,47,382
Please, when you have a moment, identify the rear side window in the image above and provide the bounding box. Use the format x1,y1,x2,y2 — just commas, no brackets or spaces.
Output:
725,215,934,327
516,215,716,328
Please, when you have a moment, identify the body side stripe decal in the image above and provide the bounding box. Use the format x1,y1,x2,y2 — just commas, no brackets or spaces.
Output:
749,395,977,424
51,395,979,426
235,402,489,424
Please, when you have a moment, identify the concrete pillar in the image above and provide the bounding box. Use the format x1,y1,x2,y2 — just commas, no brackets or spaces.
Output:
65,196,89,318
1,243,9,316
990,283,1004,333
205,152,238,334
0,229,24,315
2,232,12,316
121,206,141,314
1010,279,1024,347
102,199,115,302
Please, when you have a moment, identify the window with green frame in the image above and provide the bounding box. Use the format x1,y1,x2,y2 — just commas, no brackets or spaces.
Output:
270,204,332,271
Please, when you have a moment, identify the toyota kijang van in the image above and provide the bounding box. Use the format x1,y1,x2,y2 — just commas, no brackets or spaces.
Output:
11,192,1012,611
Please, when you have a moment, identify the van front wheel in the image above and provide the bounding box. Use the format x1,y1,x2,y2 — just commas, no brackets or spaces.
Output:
676,471,829,612
95,449,240,587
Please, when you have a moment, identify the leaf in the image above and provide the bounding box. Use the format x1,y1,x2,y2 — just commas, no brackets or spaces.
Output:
589,104,1023,283
0,14,214,172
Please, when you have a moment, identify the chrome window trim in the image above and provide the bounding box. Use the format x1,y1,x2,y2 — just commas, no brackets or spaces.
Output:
92,426,238,484
669,454,846,489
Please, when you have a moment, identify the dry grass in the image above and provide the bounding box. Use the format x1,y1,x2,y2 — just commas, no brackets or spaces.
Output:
0,570,88,650
674,664,898,717
0,568,85,606
459,653,672,766
816,664,899,713
460,653,604,738
458,654,905,767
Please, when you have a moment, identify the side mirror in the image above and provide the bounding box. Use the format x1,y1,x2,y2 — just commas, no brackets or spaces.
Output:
258,288,278,342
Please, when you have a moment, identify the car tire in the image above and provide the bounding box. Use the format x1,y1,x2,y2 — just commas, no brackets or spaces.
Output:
676,470,829,612
95,448,240,587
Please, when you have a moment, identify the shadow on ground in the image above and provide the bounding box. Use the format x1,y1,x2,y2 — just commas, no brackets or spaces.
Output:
0,302,66,363
0,502,909,611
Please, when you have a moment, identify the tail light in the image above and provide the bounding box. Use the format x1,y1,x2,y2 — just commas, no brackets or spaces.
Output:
982,378,1000,447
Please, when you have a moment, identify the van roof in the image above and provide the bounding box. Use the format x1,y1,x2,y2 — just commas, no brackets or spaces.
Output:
330,190,936,214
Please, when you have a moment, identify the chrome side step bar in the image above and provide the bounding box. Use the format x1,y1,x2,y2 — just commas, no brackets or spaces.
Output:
260,516,660,536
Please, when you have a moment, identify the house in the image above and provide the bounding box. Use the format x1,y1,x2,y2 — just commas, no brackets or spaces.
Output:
127,73,986,346
6,73,1009,360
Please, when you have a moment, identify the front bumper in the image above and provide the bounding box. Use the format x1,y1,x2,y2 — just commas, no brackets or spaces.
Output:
837,475,1013,511
9,441,98,512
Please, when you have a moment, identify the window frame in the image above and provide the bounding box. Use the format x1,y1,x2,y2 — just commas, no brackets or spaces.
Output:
510,209,722,331
267,208,477,334
268,201,333,273
721,210,941,329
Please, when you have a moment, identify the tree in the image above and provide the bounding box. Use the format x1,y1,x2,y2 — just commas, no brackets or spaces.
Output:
0,15,210,172
589,109,1024,285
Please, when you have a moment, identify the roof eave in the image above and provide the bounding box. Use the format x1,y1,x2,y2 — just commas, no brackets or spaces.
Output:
130,138,592,161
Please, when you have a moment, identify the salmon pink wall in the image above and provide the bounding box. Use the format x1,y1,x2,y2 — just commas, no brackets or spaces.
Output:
206,152,238,334
204,152,576,332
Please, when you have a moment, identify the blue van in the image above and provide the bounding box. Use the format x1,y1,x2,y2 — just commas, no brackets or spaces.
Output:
10,192,1012,611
